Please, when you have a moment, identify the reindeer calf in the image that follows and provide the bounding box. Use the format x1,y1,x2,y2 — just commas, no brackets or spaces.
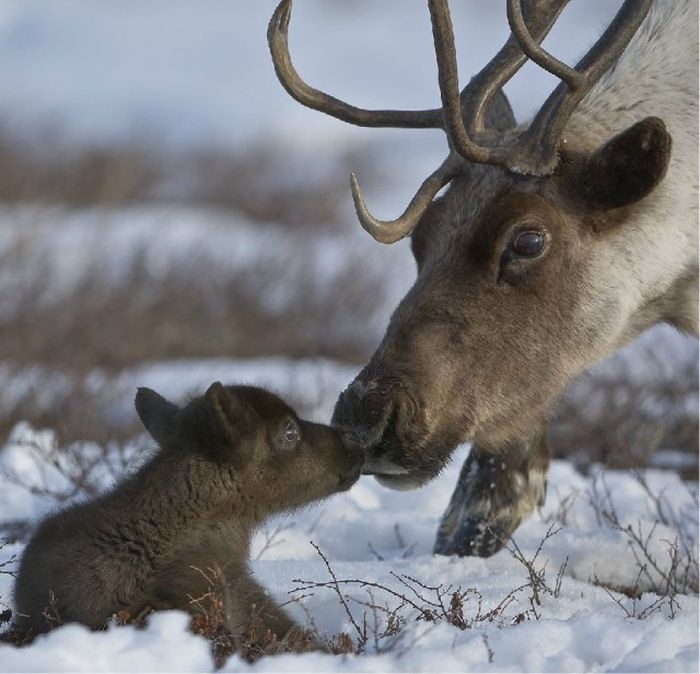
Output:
13,382,363,645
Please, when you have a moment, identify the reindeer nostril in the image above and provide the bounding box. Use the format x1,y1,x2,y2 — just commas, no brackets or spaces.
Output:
350,377,378,400
350,379,365,397
340,428,364,449
333,374,394,451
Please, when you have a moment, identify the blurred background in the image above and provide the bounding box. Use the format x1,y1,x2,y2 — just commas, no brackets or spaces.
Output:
0,0,696,476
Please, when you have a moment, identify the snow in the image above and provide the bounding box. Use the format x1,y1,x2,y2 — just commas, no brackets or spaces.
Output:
0,612,212,673
1,403,698,672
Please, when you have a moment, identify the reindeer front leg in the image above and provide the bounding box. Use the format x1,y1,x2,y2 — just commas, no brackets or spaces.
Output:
433,424,549,557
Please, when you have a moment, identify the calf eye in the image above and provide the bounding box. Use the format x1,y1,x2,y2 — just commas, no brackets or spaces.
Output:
285,421,299,443
277,419,300,451
510,230,545,258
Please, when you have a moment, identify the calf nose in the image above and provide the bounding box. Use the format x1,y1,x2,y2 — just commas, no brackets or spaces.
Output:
333,377,390,449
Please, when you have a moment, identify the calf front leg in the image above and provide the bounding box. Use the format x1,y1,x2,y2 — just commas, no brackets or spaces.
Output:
433,424,549,557
232,577,323,653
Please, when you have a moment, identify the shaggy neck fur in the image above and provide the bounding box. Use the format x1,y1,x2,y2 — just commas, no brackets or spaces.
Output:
567,0,698,349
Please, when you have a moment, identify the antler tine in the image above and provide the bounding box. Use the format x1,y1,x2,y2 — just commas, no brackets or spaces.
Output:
430,0,580,169
512,0,653,175
506,0,583,90
462,0,571,134
350,155,462,244
428,0,507,165
575,0,653,81
268,0,444,129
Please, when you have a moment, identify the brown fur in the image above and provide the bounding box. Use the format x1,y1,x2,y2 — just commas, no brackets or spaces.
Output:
13,383,363,641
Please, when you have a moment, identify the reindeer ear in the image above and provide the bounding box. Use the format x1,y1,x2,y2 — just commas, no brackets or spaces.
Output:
483,89,516,132
205,382,257,447
582,117,672,211
135,387,180,446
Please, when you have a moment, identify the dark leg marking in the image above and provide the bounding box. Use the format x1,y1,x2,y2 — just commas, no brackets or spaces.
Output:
433,426,549,557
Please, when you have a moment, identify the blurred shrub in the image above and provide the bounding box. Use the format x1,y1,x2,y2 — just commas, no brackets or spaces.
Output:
0,121,373,228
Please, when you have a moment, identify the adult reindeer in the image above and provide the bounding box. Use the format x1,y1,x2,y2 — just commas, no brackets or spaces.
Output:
268,0,698,556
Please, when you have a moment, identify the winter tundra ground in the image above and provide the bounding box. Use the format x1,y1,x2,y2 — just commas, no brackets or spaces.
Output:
0,3,698,671
0,357,698,673
0,197,697,673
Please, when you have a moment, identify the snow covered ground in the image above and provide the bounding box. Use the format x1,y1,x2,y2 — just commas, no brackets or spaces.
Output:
0,2,697,671
0,157,696,674
0,357,698,673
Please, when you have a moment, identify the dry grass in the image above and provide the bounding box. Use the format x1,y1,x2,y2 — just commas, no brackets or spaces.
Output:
0,121,374,228
549,358,698,479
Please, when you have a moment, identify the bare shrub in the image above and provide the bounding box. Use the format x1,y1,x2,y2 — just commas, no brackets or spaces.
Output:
180,145,377,231
586,471,698,597
0,426,140,516
550,355,698,476
0,119,170,207
505,524,569,621
0,367,135,447
254,521,297,561
0,538,17,620
0,239,384,372
0,120,377,228
285,540,566,656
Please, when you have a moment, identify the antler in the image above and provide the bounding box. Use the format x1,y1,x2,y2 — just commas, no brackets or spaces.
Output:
268,0,652,243
267,0,444,129
511,0,653,172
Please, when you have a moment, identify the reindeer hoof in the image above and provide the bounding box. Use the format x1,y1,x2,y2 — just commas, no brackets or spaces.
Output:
433,447,547,558
434,513,521,557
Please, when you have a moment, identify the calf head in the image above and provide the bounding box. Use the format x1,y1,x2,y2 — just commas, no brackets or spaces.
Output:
136,383,364,516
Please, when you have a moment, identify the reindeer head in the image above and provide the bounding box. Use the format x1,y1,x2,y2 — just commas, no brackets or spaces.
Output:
269,0,671,489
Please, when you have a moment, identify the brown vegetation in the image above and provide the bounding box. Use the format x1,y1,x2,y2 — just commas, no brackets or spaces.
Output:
0,120,373,226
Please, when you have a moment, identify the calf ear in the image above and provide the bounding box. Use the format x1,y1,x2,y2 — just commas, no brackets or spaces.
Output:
582,117,672,210
205,382,257,447
135,387,180,446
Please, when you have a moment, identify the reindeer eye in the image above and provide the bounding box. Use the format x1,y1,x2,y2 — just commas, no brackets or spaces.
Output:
510,230,545,258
